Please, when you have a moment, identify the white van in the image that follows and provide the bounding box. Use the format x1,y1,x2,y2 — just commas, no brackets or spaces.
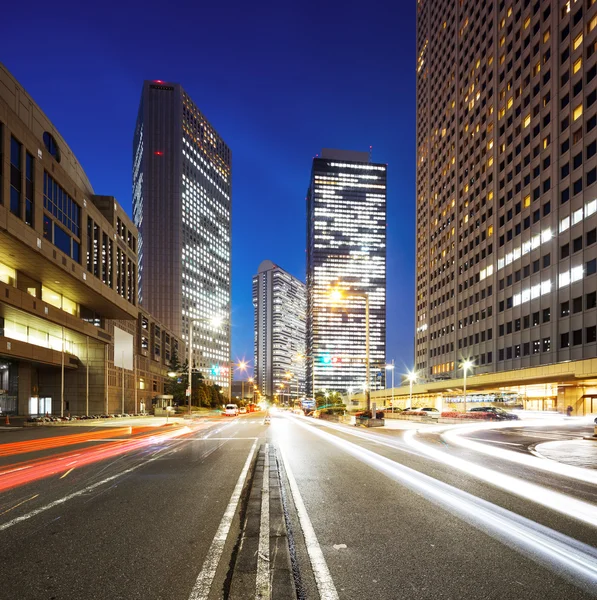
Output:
225,404,239,416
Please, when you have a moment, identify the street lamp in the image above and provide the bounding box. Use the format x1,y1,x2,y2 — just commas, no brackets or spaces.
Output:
461,359,474,413
385,361,395,412
407,370,417,410
235,360,249,402
330,286,371,412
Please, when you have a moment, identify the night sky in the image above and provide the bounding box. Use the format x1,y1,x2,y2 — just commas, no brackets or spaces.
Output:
3,0,417,377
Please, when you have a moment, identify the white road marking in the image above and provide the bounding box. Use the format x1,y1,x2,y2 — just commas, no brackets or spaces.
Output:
278,443,339,600
256,443,270,600
0,428,191,532
188,441,257,600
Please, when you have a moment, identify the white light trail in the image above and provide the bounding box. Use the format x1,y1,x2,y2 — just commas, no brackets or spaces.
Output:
441,424,597,486
402,428,597,528
286,416,597,590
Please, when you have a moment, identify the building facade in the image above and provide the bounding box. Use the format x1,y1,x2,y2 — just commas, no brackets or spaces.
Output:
0,62,182,416
306,149,387,395
415,0,597,383
133,80,231,391
253,260,306,400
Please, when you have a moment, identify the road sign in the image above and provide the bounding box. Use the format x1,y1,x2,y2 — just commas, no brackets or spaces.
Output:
186,388,191,397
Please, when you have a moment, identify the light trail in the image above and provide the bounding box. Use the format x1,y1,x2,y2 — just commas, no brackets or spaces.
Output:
0,425,191,493
440,424,597,486
0,426,167,457
401,428,597,528
284,415,597,592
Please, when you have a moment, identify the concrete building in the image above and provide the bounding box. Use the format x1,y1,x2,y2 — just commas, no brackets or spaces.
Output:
133,80,231,392
253,260,306,401
414,0,597,413
0,62,182,416
306,149,387,396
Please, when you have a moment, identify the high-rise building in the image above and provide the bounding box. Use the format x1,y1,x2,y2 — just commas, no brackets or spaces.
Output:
306,149,387,395
415,0,597,382
253,260,306,400
133,81,231,390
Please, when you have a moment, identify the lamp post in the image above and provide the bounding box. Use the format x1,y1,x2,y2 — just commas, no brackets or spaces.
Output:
248,376,254,403
385,361,395,412
407,370,417,410
461,359,474,413
330,287,370,412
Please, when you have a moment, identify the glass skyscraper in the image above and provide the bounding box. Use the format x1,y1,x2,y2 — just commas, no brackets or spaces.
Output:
306,149,387,395
133,81,231,390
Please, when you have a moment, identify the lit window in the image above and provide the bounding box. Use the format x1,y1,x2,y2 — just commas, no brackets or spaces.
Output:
0,263,16,286
573,58,582,74
543,29,550,43
573,104,583,121
590,15,597,34
574,33,583,50
524,194,531,207
524,114,531,128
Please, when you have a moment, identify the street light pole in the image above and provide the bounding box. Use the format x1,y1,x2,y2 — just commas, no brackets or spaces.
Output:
365,293,370,413
188,322,193,417
463,367,467,414
461,359,473,413
407,370,417,410
330,287,370,412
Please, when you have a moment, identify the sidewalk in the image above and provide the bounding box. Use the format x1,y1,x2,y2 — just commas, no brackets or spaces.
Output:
0,415,189,431
533,439,597,469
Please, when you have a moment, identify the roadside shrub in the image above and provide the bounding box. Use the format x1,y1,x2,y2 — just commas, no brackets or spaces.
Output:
440,411,495,419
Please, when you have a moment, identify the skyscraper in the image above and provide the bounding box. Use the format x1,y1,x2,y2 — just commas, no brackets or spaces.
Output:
133,81,231,390
253,260,306,400
415,0,597,382
306,149,387,396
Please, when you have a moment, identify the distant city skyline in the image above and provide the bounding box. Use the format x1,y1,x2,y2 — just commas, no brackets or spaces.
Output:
0,1,417,375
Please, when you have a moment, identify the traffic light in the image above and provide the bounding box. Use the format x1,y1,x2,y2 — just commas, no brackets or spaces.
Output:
321,355,341,365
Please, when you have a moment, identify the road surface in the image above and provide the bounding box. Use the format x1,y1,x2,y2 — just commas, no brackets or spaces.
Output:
0,412,596,599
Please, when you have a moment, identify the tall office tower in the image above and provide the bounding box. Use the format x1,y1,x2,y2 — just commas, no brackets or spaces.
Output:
306,149,387,396
415,0,597,382
253,260,306,400
133,81,231,390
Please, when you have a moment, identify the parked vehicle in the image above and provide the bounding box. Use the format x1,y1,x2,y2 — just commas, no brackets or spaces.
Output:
405,407,440,416
224,404,239,416
239,407,247,414
468,406,519,420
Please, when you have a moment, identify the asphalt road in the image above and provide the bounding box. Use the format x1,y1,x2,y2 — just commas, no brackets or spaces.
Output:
0,413,596,599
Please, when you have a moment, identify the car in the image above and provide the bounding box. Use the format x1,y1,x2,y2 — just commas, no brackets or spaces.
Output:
468,406,519,420
264,415,271,424
406,407,440,416
224,404,239,416
239,407,247,414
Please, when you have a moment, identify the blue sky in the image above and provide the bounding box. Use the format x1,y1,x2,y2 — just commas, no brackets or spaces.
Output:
3,0,417,375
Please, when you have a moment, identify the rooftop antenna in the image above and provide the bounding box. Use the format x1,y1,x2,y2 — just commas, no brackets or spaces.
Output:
369,145,373,162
